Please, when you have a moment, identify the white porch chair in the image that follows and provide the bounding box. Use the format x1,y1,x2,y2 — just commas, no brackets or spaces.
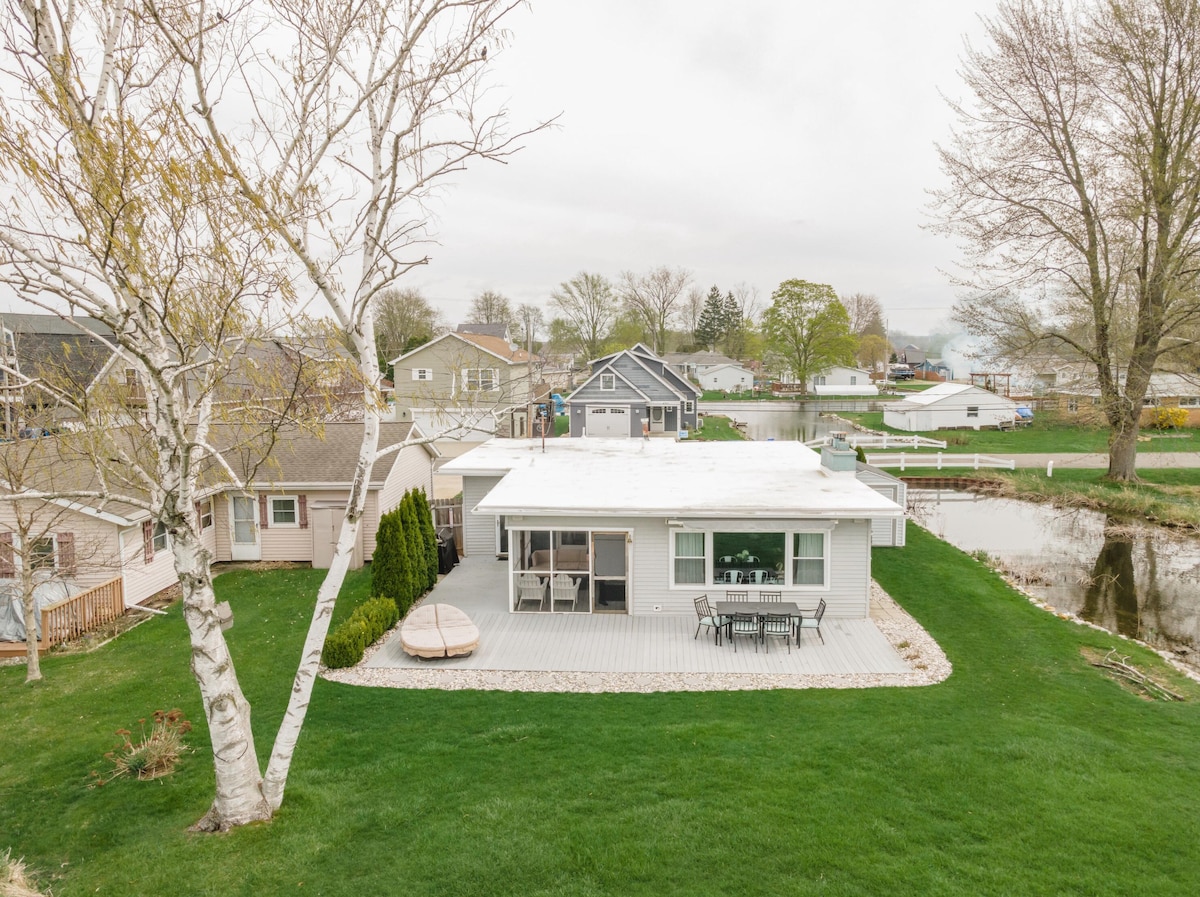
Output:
516,572,546,611
551,573,581,612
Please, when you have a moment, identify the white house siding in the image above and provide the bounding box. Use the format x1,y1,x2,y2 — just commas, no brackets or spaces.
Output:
883,386,1017,431
412,407,496,442
463,475,504,557
259,521,314,561
512,515,874,618
120,524,183,606
362,492,380,559
699,366,754,392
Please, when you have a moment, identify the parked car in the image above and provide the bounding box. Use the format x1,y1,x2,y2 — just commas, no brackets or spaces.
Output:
890,366,915,381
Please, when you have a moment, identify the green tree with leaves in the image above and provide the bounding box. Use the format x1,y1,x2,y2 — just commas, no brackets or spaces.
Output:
761,280,857,394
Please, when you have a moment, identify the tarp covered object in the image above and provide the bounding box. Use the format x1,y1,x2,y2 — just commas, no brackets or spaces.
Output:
0,579,73,642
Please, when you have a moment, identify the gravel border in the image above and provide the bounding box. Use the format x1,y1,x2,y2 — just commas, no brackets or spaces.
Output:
321,581,952,693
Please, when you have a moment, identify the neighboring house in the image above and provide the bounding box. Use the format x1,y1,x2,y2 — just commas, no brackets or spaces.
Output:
698,363,755,393
664,351,740,382
899,344,926,365
439,437,905,617
390,329,538,441
566,344,701,437
811,365,878,396
883,382,1019,431
0,313,116,437
0,423,438,614
1051,370,1200,426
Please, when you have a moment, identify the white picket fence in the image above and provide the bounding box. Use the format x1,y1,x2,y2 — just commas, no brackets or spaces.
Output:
866,452,1016,471
806,434,948,450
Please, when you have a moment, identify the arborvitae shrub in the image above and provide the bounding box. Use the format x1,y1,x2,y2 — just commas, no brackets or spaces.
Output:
321,596,399,669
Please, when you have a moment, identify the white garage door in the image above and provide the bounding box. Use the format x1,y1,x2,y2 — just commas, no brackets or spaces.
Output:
585,406,629,437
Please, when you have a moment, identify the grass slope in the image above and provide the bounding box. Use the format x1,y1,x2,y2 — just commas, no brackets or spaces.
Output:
843,412,1199,454
2,539,1199,896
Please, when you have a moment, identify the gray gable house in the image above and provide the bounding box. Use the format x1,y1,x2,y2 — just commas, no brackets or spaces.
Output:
566,343,701,437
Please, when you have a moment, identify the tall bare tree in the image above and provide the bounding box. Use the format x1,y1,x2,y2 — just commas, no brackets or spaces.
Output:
619,266,691,355
547,271,618,360
373,288,443,371
158,0,549,823
842,293,886,338
467,290,517,333
2,0,543,832
934,0,1200,480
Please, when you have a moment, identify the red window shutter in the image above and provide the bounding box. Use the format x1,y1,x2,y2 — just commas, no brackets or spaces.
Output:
57,533,76,575
298,495,308,529
258,494,269,528
142,520,154,563
0,532,13,577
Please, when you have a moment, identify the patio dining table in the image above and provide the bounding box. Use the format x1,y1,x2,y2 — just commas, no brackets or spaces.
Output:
712,601,802,647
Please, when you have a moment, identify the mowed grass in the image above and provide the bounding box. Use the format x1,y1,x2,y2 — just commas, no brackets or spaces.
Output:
3,535,1200,896
842,411,1200,454
899,467,1200,527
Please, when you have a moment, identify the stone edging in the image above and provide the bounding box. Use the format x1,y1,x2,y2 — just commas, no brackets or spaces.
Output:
320,581,952,694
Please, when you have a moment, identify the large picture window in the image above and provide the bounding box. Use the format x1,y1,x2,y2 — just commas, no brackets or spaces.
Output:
673,532,705,584
669,527,829,589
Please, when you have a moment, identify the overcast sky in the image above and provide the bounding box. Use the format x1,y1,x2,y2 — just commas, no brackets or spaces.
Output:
408,0,999,336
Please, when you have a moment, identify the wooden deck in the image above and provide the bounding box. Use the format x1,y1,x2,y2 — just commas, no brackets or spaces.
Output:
368,557,911,677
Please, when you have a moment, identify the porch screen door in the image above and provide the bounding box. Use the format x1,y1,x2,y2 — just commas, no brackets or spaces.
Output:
231,495,261,561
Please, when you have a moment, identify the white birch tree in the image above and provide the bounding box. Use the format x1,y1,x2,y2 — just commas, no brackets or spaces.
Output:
148,0,548,813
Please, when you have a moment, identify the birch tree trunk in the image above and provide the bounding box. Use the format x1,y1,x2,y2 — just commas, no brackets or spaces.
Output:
21,564,41,684
174,526,271,831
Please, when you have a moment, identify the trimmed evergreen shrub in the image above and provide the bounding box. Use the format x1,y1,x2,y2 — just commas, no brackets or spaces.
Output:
321,596,399,669
400,492,423,606
372,508,409,612
855,445,867,464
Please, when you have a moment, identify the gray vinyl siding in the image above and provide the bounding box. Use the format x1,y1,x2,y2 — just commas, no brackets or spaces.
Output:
854,466,907,547
462,475,503,557
570,378,644,403
511,515,874,618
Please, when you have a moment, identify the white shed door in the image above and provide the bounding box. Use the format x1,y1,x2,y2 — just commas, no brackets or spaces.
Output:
586,406,628,437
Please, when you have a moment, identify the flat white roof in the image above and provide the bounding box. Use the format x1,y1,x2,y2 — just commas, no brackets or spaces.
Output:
442,438,904,519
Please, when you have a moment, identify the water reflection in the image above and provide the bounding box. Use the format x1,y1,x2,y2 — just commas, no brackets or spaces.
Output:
699,406,837,442
910,490,1200,667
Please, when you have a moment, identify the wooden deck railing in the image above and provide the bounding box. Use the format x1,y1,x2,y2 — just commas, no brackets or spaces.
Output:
40,577,126,647
866,452,1016,471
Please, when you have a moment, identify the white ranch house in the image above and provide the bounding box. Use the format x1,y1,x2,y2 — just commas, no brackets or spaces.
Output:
698,363,755,393
812,366,878,396
439,438,905,620
883,382,1019,431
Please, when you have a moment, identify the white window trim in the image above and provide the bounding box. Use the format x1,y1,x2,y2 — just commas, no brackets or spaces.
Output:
966,405,979,418
27,534,57,571
683,400,694,413
789,530,830,590
462,368,500,392
667,527,831,591
270,496,300,527
670,531,707,587
600,373,616,391
199,499,214,530
411,368,433,381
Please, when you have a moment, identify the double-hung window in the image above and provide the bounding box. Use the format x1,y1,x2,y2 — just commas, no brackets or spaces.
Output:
464,368,498,391
683,400,694,413
411,368,433,381
271,497,299,526
672,532,706,585
153,522,170,552
600,373,616,391
966,405,979,418
792,533,825,585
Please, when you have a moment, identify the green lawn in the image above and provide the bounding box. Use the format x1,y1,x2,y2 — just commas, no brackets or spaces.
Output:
899,467,1200,528
690,413,746,441
3,537,1199,896
843,411,1200,454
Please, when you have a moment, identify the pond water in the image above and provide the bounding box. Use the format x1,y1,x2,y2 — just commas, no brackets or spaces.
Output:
909,489,1200,668
699,406,840,442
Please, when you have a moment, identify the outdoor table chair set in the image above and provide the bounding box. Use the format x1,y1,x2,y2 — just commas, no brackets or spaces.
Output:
693,595,826,652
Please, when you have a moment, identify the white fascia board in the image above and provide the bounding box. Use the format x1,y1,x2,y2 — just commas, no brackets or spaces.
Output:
48,497,135,526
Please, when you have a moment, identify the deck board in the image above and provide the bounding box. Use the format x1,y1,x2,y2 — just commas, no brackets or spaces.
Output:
368,557,912,677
